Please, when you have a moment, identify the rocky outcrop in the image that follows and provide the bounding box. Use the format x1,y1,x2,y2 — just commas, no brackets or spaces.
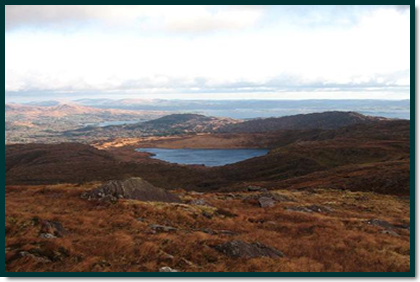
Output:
81,177,181,203
212,240,284,258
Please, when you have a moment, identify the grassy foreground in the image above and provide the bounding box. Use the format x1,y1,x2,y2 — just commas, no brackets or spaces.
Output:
5,183,410,272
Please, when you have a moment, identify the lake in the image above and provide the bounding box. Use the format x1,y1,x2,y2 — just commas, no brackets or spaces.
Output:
136,148,269,167
84,120,140,127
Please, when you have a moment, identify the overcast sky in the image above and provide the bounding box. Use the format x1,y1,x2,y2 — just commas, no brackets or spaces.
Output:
5,5,410,100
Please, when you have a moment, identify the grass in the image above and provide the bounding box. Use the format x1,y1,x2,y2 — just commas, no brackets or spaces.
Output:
5,183,410,272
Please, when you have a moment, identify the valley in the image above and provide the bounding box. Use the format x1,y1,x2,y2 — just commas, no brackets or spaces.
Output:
4,108,411,272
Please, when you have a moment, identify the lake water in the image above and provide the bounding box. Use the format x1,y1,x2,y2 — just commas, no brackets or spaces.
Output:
84,120,140,127
136,148,269,167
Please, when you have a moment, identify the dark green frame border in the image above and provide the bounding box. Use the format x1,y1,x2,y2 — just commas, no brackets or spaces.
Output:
2,3,415,277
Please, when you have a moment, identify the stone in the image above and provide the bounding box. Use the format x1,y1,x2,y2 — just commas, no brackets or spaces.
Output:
212,240,284,258
189,199,209,206
285,206,313,213
159,266,180,272
247,186,264,192
285,205,332,213
39,233,57,239
307,205,333,213
40,220,66,237
258,197,276,208
366,219,395,229
380,230,399,237
81,177,182,203
149,224,177,233
18,251,51,263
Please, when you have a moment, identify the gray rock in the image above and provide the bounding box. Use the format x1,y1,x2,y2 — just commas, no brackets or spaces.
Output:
40,220,66,237
285,206,313,213
380,230,400,237
149,224,177,233
366,219,395,229
81,177,181,203
247,186,264,192
307,205,333,213
159,266,180,272
245,192,293,202
213,240,284,258
366,219,410,231
19,251,51,263
258,197,276,208
285,205,331,213
39,233,57,239
189,199,209,206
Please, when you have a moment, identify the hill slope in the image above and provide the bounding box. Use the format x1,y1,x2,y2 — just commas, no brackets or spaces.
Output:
5,119,410,195
219,111,385,133
67,114,240,139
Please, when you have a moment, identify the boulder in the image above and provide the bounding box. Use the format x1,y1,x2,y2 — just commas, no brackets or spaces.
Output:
159,266,180,272
285,205,332,213
39,233,57,239
258,197,276,208
247,186,266,192
81,177,181,203
149,224,177,233
366,219,395,229
285,206,313,213
213,240,284,258
380,230,399,237
40,220,66,237
189,199,209,206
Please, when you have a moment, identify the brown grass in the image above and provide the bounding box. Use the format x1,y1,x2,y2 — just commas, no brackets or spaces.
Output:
5,184,410,272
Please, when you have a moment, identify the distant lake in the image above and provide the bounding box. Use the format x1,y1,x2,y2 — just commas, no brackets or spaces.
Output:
84,120,140,127
136,148,269,167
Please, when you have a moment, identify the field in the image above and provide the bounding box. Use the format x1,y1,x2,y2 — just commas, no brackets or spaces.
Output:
5,183,410,272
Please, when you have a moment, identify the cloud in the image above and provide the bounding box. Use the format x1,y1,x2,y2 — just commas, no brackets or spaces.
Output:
5,5,264,33
5,5,410,99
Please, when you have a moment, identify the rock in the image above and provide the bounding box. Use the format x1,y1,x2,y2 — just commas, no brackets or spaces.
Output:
39,233,57,239
247,186,264,192
366,219,395,229
81,177,182,203
285,206,313,213
18,251,51,263
380,230,399,237
258,197,276,208
366,219,410,231
40,220,66,237
149,224,177,233
189,199,209,206
136,217,146,222
213,240,284,258
285,205,331,213
307,205,333,213
159,266,180,272
244,192,293,203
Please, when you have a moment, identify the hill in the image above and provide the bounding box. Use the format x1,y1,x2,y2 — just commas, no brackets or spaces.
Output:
218,111,385,133
66,114,240,139
5,119,410,195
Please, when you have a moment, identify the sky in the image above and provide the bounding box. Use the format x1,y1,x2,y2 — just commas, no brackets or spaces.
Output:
5,5,411,100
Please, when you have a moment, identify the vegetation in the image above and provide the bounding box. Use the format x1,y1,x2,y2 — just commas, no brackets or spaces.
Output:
5,184,410,272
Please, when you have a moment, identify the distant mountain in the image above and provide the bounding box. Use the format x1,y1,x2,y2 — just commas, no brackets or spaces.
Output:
71,98,410,119
67,113,241,138
132,114,240,133
218,111,386,133
5,103,101,117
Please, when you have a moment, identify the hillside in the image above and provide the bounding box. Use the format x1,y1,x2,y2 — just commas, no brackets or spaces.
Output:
67,114,240,139
5,119,410,195
5,182,410,272
219,111,385,133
